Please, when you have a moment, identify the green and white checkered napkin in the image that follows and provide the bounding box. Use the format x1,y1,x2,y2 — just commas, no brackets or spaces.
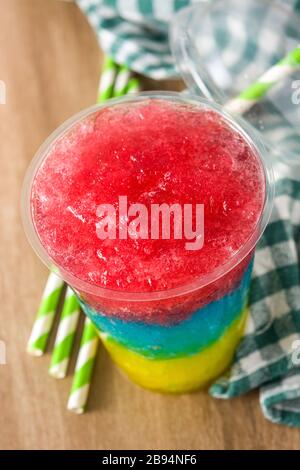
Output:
76,0,300,427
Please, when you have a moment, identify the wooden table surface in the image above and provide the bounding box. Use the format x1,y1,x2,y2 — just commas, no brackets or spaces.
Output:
1,0,299,450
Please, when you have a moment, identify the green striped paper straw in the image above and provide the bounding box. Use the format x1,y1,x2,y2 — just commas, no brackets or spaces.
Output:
49,286,81,378
67,318,99,414
113,63,132,97
27,272,64,356
126,76,141,94
225,44,300,115
97,56,118,103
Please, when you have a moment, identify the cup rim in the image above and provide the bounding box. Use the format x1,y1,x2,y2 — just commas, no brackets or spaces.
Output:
21,91,275,302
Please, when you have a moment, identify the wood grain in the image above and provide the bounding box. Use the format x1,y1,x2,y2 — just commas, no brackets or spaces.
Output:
0,0,299,450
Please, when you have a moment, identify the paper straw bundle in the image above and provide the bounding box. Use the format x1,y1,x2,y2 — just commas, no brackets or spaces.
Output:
27,272,64,356
27,56,140,413
98,58,140,101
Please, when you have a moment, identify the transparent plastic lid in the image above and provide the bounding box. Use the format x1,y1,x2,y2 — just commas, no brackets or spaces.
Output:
170,0,300,165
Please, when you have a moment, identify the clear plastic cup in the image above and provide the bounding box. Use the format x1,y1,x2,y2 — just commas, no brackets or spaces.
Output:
22,92,274,392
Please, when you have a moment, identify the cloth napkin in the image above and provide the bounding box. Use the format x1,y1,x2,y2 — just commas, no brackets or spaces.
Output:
76,0,300,427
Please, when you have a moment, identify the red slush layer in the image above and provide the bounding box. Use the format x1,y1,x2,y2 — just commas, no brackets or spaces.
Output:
31,99,265,321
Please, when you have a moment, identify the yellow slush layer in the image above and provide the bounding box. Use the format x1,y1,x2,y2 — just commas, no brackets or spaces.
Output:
99,308,248,393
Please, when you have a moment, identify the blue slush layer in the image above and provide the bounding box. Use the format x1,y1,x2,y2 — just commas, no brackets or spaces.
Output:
81,259,253,359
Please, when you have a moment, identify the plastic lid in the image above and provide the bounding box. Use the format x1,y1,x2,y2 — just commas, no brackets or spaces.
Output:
170,0,300,165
